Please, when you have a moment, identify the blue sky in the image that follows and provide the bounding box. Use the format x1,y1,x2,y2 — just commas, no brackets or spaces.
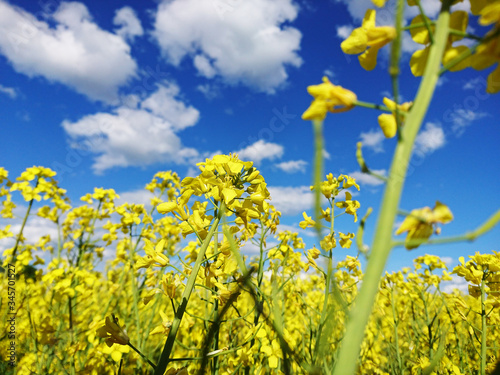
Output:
0,0,499,288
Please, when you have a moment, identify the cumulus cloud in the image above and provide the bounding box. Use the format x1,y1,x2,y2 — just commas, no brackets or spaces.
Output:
268,186,313,215
275,160,308,173
442,274,468,294
116,189,154,207
62,82,200,173
0,1,137,102
359,129,385,153
113,6,143,42
414,122,446,156
152,0,302,93
236,140,284,165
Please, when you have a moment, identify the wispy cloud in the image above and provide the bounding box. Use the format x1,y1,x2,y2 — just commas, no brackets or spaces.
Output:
0,84,18,99
450,109,488,135
275,160,307,173
414,122,446,156
359,129,385,153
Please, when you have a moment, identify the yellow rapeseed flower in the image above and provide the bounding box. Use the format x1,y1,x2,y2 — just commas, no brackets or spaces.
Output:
96,315,130,347
302,77,357,121
377,97,412,138
395,201,453,249
341,9,396,71
410,11,470,76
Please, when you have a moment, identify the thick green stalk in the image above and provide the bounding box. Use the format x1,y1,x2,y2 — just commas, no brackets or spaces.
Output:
313,119,324,238
332,3,453,374
154,212,222,375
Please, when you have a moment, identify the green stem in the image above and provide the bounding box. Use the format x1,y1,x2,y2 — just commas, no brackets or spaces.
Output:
128,341,157,370
416,0,435,44
480,276,487,375
154,210,223,375
313,199,334,364
391,0,404,140
354,100,391,112
313,120,324,239
390,287,403,374
332,3,453,374
11,177,39,260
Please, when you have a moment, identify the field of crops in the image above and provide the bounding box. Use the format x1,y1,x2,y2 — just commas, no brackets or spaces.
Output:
1,161,499,374
2,0,500,374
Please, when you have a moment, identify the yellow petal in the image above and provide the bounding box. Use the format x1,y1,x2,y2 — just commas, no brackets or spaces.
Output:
358,47,379,71
302,99,329,121
382,97,396,111
479,3,500,25
410,47,430,77
432,201,453,223
157,201,178,214
443,46,470,71
410,15,433,45
341,27,368,54
487,65,500,94
362,9,376,29
378,114,397,138
449,11,468,42
367,26,396,48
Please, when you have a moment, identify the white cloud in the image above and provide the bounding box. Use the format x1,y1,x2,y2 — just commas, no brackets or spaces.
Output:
62,82,200,173
323,68,335,79
440,256,454,267
152,0,302,93
141,85,200,131
449,109,488,135
359,129,385,153
334,0,374,21
113,6,143,42
0,209,58,253
0,1,137,103
275,160,307,173
349,170,386,186
442,274,468,294
0,84,17,98
116,189,154,208
463,76,486,91
268,186,312,215
196,84,220,100
405,0,442,19
193,55,217,78
236,140,284,165
336,25,353,39
414,122,445,156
